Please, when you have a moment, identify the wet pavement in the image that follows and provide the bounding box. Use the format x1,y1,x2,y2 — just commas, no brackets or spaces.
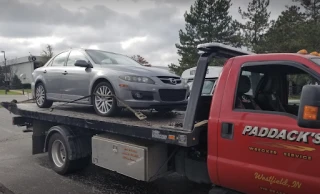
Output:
0,97,211,194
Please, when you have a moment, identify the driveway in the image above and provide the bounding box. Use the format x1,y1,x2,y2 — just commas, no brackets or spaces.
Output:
0,95,29,103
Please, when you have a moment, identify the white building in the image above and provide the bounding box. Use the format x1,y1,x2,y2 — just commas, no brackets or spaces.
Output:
0,56,48,84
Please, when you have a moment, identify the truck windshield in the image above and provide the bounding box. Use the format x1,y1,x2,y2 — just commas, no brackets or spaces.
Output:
311,58,320,65
86,50,142,66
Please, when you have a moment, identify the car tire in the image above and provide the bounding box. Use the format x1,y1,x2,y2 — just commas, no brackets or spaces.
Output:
48,133,90,175
92,82,119,117
155,108,174,113
35,82,53,108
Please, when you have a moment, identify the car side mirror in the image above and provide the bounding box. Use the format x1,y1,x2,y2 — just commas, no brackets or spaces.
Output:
74,60,93,68
297,85,320,128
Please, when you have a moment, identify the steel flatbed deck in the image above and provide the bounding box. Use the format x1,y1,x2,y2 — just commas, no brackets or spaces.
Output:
1,102,204,147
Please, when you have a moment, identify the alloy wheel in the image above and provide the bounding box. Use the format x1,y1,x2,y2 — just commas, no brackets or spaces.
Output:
36,84,45,106
94,85,114,114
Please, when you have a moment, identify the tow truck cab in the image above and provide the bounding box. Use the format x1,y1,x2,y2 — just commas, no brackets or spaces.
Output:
191,43,320,194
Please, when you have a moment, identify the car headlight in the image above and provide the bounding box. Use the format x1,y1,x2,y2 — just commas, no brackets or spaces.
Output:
119,75,155,84
182,78,188,84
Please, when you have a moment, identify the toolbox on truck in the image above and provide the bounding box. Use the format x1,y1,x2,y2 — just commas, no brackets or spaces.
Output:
92,133,168,181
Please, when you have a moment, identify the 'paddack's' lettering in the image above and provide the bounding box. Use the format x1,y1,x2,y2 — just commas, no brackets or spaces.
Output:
242,126,320,145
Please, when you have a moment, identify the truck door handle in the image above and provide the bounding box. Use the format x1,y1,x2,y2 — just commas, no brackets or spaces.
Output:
221,122,234,139
62,71,68,75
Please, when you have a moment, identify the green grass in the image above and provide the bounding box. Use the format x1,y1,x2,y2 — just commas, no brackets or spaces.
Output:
288,95,300,100
0,90,23,95
24,89,32,93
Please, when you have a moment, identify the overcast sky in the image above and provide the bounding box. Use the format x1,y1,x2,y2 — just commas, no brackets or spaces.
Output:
0,0,295,66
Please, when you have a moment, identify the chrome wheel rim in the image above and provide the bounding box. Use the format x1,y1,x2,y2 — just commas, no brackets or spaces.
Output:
36,85,45,106
51,140,66,168
95,86,113,114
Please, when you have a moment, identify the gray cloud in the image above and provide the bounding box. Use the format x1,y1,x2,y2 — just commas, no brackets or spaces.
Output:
0,0,296,68
0,22,52,37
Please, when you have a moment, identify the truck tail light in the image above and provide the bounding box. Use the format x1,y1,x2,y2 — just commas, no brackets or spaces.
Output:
303,105,318,120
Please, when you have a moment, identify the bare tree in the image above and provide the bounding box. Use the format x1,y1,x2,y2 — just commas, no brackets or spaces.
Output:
130,55,151,66
7,66,18,83
41,44,54,62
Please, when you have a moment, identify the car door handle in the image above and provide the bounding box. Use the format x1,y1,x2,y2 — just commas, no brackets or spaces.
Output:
221,122,234,140
43,70,47,73
62,71,68,75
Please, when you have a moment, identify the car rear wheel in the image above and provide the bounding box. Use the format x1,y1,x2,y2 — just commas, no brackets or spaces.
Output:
92,82,119,117
35,83,53,108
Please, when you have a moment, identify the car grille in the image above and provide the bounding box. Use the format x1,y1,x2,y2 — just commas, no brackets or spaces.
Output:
159,89,187,102
157,76,182,85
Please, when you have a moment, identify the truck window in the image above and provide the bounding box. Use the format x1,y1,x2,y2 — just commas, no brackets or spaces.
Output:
234,64,319,117
287,73,318,106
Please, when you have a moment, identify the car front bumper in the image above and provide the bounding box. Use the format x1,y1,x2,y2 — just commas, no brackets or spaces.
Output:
113,79,190,109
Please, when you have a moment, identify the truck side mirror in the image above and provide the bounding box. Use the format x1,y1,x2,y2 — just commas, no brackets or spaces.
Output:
297,85,320,128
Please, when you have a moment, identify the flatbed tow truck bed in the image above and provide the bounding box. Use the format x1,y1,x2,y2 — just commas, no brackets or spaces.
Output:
1,102,203,147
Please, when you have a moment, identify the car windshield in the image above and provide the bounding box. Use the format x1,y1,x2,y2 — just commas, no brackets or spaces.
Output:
86,50,142,66
188,79,217,95
311,58,320,65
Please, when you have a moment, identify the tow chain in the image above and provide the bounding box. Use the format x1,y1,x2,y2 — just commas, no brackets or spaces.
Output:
9,93,152,126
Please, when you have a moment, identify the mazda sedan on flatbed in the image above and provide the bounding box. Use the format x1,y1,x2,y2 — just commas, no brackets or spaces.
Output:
32,49,189,116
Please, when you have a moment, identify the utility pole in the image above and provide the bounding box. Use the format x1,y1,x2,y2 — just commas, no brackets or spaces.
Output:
1,51,7,94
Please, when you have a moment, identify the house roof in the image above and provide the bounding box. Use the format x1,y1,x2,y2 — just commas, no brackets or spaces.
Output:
0,56,48,66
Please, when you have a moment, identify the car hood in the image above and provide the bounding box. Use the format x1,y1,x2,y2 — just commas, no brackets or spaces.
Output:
100,65,178,77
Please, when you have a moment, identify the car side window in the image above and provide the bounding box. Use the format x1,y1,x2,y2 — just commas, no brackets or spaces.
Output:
66,50,89,66
234,64,319,117
51,52,68,67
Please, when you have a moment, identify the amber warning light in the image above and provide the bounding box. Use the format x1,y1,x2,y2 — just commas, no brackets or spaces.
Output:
297,49,320,56
297,49,308,54
303,105,318,120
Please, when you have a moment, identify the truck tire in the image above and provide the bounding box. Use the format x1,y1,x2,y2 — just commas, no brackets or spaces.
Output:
35,82,53,108
92,82,119,117
48,133,90,175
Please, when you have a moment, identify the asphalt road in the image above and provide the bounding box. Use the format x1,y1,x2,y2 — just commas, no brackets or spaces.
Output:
0,95,211,194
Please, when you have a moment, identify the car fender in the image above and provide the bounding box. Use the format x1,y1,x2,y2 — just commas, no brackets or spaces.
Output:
33,72,48,90
89,73,120,98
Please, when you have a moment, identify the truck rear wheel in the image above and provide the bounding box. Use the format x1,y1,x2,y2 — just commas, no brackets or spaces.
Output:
48,133,90,175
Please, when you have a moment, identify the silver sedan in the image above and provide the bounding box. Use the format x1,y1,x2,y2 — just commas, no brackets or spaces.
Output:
32,48,189,116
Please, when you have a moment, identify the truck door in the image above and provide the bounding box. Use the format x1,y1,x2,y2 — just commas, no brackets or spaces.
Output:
216,60,320,194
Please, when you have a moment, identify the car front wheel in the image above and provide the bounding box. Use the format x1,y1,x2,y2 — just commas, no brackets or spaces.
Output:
92,82,119,117
35,83,53,108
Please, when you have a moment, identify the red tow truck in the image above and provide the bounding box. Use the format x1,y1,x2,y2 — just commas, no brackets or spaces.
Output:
2,43,320,194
